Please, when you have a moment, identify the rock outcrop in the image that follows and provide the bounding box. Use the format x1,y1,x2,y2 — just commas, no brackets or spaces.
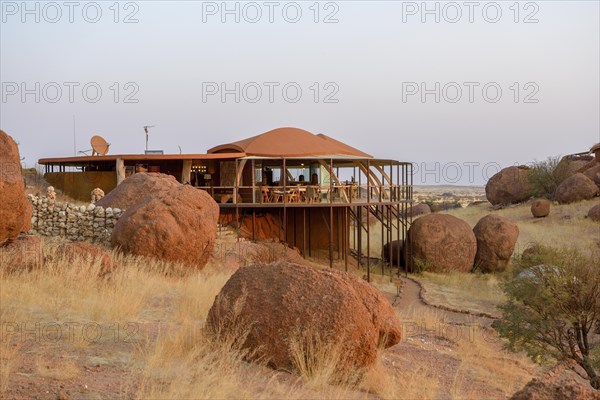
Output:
578,160,600,184
554,173,599,204
111,184,219,268
240,213,281,241
207,262,402,377
404,214,477,272
473,214,519,272
485,166,531,206
383,240,403,267
96,173,180,210
0,130,31,245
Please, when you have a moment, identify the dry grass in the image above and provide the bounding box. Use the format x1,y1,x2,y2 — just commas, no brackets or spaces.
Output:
1,231,543,399
0,341,21,392
410,199,599,316
415,272,507,317
389,305,536,399
0,238,373,399
444,199,600,254
288,328,348,389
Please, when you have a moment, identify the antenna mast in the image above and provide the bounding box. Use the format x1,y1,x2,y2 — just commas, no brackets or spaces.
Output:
143,125,156,152
73,115,76,156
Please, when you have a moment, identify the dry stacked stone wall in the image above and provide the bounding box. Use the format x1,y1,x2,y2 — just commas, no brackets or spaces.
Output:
27,195,123,245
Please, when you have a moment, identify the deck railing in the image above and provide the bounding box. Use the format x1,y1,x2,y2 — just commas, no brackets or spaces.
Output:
194,184,412,205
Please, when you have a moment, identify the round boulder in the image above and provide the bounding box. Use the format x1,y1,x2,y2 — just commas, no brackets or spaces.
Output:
530,198,551,218
0,236,44,272
554,173,599,204
111,185,219,268
383,240,403,267
56,242,117,277
96,172,181,210
473,214,519,273
587,204,600,222
0,130,31,245
206,262,402,376
485,166,531,206
404,214,477,272
410,203,431,218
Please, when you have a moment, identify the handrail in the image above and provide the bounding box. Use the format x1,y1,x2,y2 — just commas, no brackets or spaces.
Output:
193,184,412,205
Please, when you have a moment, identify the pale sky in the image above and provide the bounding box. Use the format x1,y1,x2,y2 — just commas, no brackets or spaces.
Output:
1,1,599,185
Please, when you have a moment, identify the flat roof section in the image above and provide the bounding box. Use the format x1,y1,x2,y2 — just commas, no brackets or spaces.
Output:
39,153,247,165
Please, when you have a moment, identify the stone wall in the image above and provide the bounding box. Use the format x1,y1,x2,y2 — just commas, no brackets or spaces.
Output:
27,195,124,245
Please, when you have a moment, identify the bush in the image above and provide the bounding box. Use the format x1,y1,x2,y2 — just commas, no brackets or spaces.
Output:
512,243,561,276
493,247,600,389
527,156,570,199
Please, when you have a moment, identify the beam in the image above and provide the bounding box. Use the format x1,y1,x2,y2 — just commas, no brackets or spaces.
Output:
116,158,125,185
181,160,192,184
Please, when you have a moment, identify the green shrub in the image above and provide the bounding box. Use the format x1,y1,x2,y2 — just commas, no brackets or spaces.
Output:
493,246,600,389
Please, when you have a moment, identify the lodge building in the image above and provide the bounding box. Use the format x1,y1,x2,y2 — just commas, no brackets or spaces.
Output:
39,127,414,276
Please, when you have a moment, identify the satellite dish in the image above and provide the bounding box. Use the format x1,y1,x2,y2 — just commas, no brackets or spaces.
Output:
91,135,110,156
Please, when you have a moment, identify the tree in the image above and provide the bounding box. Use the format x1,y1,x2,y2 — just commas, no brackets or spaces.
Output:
493,247,600,389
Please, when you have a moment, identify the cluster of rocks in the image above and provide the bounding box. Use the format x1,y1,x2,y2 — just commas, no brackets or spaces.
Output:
484,145,600,220
1,130,115,276
28,195,123,245
386,213,519,273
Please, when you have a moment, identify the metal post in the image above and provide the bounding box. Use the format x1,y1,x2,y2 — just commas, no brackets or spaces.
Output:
252,209,256,241
235,159,239,227
303,208,307,257
345,207,349,272
366,205,370,282
308,208,312,257
283,158,287,244
381,204,384,274
329,205,334,269
357,206,362,268
251,159,256,204
366,160,370,203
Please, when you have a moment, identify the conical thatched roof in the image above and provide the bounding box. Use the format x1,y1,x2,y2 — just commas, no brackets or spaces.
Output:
207,127,372,158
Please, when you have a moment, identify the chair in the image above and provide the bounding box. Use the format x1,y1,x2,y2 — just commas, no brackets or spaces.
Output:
306,186,320,203
320,188,331,202
272,189,284,203
351,184,358,200
286,186,300,203
261,186,272,203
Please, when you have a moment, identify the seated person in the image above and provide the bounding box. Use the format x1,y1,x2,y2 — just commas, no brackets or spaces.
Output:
310,173,319,185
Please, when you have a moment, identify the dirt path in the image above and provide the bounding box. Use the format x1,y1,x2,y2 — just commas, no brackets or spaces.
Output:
395,277,494,326
376,277,527,400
